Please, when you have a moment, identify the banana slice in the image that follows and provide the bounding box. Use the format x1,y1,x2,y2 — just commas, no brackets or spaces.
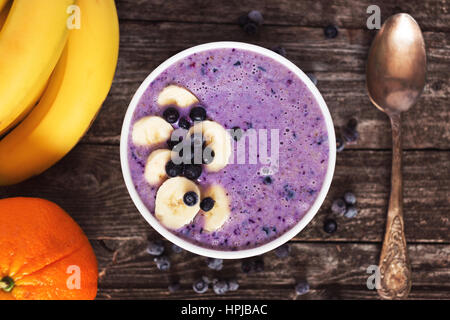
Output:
132,116,174,147
144,149,173,185
202,185,231,232
188,121,232,172
157,85,199,108
155,177,201,229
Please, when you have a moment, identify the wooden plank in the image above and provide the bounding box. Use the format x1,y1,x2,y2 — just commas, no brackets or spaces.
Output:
83,22,450,149
92,240,450,299
115,0,450,31
0,144,448,243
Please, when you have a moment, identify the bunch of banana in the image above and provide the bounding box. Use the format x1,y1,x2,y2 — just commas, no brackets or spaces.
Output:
0,0,119,185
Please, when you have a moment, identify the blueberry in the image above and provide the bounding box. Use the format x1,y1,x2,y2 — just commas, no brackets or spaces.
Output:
193,278,208,294
213,280,229,295
323,219,337,233
153,256,170,271
324,24,338,38
183,191,198,206
344,191,356,205
306,73,318,86
241,260,253,274
254,258,264,272
200,197,215,212
183,164,202,180
168,281,180,293
342,125,359,143
167,136,183,149
274,243,290,259
171,244,183,254
336,134,345,152
207,258,223,271
346,118,358,131
344,205,358,218
189,106,207,121
178,117,191,130
248,10,264,25
202,146,215,165
165,160,183,177
243,22,258,35
272,46,286,57
331,198,347,215
295,281,310,295
146,240,165,256
230,126,243,141
162,107,179,123
262,176,273,185
227,279,239,291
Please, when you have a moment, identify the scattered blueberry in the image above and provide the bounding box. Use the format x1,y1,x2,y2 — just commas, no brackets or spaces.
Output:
171,244,183,254
306,73,318,86
227,279,239,291
272,46,286,57
323,219,337,233
343,191,356,205
331,198,347,215
248,10,264,25
336,133,345,152
230,126,243,141
183,191,198,206
207,258,223,271
189,106,207,121
275,243,290,259
262,176,273,185
241,260,253,274
295,281,310,295
153,256,170,271
200,197,215,212
165,160,184,177
167,136,182,150
344,205,358,218
254,258,264,272
183,164,202,180
342,125,359,143
324,24,338,38
168,281,180,293
163,107,179,123
193,278,208,294
146,240,165,256
213,280,229,295
178,117,191,130
202,146,215,165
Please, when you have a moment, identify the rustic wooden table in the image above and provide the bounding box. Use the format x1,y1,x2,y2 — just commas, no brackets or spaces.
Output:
1,0,449,299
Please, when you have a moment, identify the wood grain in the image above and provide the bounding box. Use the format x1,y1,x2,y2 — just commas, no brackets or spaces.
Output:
93,239,450,300
0,144,448,243
115,0,449,31
83,22,450,149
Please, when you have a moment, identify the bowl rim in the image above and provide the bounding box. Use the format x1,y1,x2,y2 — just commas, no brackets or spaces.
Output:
120,41,336,259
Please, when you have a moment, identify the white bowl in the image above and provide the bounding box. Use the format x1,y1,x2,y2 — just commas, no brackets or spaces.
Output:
120,42,336,259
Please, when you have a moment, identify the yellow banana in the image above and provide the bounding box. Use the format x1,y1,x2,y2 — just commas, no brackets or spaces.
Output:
0,1,11,29
0,0,119,185
0,0,74,135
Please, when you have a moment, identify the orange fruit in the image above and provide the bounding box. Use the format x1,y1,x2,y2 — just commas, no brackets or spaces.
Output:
0,197,97,300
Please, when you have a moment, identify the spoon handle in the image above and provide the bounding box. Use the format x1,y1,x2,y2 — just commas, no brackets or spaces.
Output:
378,113,412,299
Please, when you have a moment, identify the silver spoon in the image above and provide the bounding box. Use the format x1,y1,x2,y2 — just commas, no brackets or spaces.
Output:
366,13,426,299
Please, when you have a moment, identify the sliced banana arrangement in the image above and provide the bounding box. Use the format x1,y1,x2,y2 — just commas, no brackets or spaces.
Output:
188,121,232,172
155,177,201,229
144,149,172,185
201,185,231,232
132,85,233,231
157,85,198,108
132,116,173,147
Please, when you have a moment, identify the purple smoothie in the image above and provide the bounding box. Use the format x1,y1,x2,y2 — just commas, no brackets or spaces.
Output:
128,47,329,251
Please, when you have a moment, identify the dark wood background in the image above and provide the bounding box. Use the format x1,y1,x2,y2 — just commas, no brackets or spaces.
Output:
1,0,449,299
